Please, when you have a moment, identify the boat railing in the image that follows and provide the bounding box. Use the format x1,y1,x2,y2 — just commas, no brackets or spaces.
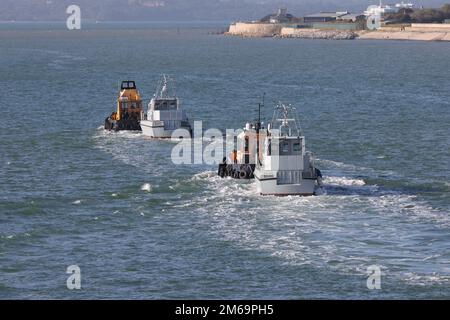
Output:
154,75,177,100
270,103,303,137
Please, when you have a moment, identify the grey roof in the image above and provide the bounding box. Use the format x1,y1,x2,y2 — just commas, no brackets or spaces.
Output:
304,12,348,19
339,13,365,20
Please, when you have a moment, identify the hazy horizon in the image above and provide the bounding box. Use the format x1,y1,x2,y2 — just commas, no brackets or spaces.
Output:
1,0,449,22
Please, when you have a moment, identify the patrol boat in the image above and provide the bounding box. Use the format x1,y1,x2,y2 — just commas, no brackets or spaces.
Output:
140,75,192,139
254,103,322,196
105,81,143,131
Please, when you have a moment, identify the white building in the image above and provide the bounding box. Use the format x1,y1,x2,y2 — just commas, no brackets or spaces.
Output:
269,8,290,23
364,1,414,17
395,1,415,9
364,4,398,16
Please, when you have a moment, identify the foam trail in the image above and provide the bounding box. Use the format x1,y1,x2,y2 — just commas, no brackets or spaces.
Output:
141,183,152,192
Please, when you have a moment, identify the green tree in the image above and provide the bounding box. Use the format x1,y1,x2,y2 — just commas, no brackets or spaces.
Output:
411,8,444,23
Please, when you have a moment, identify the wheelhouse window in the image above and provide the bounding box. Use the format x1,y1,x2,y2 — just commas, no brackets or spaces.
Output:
293,142,301,152
281,141,290,154
121,81,136,90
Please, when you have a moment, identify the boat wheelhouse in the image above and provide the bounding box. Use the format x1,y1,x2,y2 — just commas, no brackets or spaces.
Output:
140,75,192,139
254,103,322,196
104,81,143,131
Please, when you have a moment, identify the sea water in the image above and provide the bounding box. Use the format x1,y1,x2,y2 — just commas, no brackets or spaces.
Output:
0,22,449,299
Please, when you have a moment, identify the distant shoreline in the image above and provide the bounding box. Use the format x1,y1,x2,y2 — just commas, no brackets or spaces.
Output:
0,20,230,24
226,22,450,42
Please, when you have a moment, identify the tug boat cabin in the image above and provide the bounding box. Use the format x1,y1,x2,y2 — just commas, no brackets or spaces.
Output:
105,81,143,131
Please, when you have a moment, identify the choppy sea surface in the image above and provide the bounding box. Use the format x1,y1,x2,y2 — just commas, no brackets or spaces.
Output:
0,22,449,299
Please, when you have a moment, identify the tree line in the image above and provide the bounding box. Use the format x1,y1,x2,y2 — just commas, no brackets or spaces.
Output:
386,4,450,23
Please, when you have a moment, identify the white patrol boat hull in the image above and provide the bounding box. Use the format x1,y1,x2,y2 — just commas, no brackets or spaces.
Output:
254,171,317,196
140,120,191,139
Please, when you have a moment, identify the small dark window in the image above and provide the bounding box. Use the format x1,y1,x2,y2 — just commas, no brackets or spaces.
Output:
281,142,289,153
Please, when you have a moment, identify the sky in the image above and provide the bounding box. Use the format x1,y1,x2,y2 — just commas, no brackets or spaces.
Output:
0,0,448,21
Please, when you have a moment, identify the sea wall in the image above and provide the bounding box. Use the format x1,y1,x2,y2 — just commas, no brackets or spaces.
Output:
227,22,450,41
409,23,450,31
358,30,450,41
280,28,357,40
227,22,282,37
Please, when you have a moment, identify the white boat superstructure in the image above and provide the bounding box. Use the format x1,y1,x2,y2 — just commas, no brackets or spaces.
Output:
254,103,322,196
140,75,192,139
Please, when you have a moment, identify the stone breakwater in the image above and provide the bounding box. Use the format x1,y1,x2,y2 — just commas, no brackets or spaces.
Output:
280,28,357,40
226,24,356,39
226,23,355,39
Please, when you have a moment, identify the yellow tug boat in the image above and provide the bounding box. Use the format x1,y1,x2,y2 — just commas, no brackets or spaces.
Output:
104,81,143,131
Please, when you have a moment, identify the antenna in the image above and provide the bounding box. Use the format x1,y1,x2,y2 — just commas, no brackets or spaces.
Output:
258,102,261,126
256,92,265,130
262,92,265,107
256,92,265,166
272,102,303,137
